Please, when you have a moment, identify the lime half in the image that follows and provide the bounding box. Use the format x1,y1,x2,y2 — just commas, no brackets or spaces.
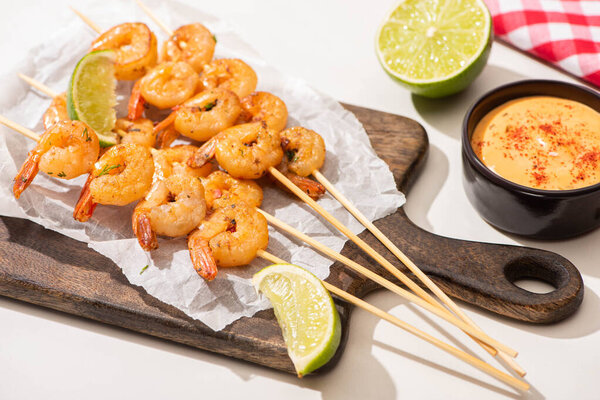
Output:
67,50,118,147
376,0,492,98
253,264,341,377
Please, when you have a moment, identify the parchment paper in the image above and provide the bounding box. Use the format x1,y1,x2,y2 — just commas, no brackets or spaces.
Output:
0,0,405,331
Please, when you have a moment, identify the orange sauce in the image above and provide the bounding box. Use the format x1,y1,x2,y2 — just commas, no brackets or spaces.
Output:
471,96,600,190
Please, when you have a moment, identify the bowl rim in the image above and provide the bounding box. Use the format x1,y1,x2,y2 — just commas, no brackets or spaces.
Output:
462,79,600,198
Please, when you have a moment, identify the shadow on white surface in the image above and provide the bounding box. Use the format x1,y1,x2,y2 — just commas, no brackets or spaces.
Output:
403,144,449,232
0,293,398,399
410,65,530,141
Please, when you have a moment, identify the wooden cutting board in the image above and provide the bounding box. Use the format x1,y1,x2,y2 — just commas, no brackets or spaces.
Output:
0,104,583,374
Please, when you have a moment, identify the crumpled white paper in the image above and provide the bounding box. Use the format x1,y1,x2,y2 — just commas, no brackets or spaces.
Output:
0,0,405,331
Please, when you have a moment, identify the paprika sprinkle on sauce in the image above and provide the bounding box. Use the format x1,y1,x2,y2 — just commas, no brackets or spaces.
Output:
471,96,600,190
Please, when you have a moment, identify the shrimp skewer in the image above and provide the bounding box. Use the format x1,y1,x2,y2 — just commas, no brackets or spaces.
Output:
188,121,283,180
152,145,214,183
133,174,207,251
136,0,215,73
0,117,100,199
74,143,154,222
153,88,242,147
236,91,288,133
188,202,268,280
72,8,158,81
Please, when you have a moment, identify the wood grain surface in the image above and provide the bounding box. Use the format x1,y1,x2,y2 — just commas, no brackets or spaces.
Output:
0,104,583,375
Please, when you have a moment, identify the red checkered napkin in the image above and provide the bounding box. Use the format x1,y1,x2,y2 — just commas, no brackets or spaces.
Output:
484,0,600,87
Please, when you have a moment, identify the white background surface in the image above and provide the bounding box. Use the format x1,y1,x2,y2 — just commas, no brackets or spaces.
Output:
0,0,598,399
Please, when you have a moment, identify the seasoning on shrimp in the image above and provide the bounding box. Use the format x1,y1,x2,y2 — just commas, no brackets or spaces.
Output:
13,120,100,199
276,126,326,200
236,91,288,133
90,22,158,81
136,61,199,110
152,88,241,147
73,143,154,222
188,203,269,280
160,23,216,73
114,117,155,147
42,93,69,130
189,121,283,179
200,58,257,98
201,171,263,210
132,174,207,251
151,145,214,183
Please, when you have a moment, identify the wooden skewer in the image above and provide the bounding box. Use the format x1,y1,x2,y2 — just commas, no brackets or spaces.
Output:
256,250,529,392
257,208,516,356
136,0,174,37
312,170,526,376
0,115,40,142
17,73,58,98
70,6,102,34
268,166,517,359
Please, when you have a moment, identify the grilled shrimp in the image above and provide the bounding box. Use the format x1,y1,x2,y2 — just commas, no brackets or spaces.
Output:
137,61,199,110
200,58,257,98
160,23,216,73
42,93,69,130
152,88,241,146
151,145,213,183
188,203,268,280
236,91,288,133
73,143,154,222
114,118,155,147
277,127,327,200
280,127,326,176
201,171,263,210
188,122,283,179
91,22,158,80
13,120,99,199
132,174,207,251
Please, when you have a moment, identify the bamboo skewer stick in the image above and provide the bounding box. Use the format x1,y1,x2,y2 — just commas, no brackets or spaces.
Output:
70,7,102,34
0,115,40,142
258,208,517,356
136,0,174,37
256,249,529,392
268,166,517,358
17,73,58,98
312,170,526,376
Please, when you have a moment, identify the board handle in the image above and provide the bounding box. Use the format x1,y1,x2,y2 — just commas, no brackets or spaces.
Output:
350,209,584,324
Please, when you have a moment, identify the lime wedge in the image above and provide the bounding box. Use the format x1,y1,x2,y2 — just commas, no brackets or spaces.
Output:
67,50,119,147
376,0,492,98
253,264,341,377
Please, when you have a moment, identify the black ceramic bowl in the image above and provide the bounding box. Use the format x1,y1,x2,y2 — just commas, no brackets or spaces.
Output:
462,80,600,239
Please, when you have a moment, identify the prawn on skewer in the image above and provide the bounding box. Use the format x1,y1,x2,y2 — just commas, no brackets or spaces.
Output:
188,121,283,179
73,143,154,222
201,171,263,210
188,202,268,281
200,58,257,98
236,91,288,133
128,61,199,121
161,23,216,73
132,174,207,251
13,120,100,199
42,93,69,130
277,126,326,200
152,88,242,148
152,145,214,183
90,22,158,81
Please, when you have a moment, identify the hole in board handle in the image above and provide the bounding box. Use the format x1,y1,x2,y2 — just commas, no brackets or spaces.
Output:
503,256,565,294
